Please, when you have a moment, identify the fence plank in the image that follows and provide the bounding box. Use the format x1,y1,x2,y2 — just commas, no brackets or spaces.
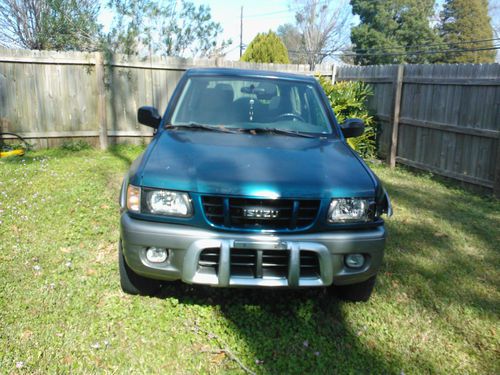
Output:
337,62,499,193
376,115,499,138
388,65,404,168
494,133,500,197
95,52,108,150
397,156,494,188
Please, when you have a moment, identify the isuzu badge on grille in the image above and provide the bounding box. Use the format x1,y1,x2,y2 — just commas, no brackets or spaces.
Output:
243,207,279,219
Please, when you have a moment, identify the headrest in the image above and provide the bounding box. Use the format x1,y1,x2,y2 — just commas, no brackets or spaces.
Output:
214,84,234,101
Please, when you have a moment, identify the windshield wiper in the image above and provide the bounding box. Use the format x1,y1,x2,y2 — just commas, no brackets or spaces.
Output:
165,123,238,133
240,127,316,138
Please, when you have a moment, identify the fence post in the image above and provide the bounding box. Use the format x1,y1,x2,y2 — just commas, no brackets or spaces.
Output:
388,64,404,168
494,134,500,198
95,52,108,150
331,64,337,84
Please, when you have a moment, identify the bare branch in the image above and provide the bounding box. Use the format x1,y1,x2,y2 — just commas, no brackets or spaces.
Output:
281,0,352,68
0,0,100,51
194,327,256,375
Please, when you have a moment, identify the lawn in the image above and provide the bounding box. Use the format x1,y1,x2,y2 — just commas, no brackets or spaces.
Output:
0,145,498,374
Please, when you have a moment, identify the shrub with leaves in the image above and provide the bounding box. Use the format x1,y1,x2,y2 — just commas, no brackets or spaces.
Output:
60,140,92,151
318,77,376,159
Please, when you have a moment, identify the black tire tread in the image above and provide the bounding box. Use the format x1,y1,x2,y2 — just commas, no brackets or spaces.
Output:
119,241,161,296
334,276,377,302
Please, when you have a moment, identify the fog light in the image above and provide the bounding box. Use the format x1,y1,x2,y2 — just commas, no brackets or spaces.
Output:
345,254,365,269
146,247,168,263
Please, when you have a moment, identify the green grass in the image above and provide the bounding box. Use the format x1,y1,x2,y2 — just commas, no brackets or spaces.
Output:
0,146,498,374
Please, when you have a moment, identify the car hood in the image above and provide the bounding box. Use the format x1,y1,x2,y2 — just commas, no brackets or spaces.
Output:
139,130,375,198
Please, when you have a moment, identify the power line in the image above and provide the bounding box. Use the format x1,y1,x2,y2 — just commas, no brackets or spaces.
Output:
243,0,330,19
286,39,500,58
351,37,500,54
287,37,500,56
345,45,500,58
243,7,299,19
288,44,500,57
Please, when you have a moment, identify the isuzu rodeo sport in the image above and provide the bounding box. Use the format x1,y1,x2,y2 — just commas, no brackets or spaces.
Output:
119,68,391,301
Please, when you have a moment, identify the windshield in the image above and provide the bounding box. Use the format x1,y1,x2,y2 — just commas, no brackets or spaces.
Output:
170,76,333,135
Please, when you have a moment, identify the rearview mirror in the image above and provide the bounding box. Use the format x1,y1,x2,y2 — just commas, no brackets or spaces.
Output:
340,118,364,138
138,106,161,128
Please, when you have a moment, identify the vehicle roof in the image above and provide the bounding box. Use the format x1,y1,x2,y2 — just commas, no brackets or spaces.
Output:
184,67,317,82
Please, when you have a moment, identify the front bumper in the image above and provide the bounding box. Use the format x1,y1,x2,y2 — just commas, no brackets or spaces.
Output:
120,213,386,287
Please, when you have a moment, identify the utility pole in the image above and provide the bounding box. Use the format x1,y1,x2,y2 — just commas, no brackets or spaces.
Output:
239,6,243,58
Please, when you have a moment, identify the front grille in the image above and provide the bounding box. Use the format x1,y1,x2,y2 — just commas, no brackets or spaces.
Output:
300,251,320,278
198,248,320,280
198,247,220,274
230,249,257,277
262,250,289,278
226,248,289,278
202,196,320,230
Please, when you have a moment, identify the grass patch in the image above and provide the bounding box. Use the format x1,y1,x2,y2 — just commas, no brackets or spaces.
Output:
0,147,498,374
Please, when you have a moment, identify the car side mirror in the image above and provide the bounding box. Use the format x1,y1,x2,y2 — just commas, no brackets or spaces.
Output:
340,118,365,138
138,106,161,128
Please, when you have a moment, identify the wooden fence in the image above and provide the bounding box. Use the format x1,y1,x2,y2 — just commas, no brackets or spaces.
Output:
0,48,499,196
337,63,500,196
0,48,334,148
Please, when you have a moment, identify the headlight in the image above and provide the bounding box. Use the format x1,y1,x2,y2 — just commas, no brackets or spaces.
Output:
127,185,141,212
327,198,373,223
145,189,193,217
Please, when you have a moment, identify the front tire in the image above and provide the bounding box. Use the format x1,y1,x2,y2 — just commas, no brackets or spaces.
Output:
334,276,377,302
119,241,161,296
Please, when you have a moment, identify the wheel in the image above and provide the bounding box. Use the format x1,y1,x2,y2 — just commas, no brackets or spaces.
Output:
273,113,306,122
119,241,161,296
334,276,377,302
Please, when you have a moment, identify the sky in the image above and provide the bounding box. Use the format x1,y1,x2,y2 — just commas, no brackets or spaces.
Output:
98,0,355,61
189,0,305,60
99,0,500,62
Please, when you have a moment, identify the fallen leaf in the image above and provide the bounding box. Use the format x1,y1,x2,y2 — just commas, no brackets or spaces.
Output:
21,330,33,340
210,351,226,364
63,355,73,365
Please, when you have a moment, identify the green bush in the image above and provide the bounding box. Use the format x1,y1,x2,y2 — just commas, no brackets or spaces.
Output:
318,77,376,159
241,31,290,64
60,140,92,151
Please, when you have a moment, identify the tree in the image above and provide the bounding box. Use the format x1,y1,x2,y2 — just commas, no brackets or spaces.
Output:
241,31,290,63
106,0,231,58
350,0,441,65
277,23,307,64
0,0,101,51
438,0,495,63
277,0,351,68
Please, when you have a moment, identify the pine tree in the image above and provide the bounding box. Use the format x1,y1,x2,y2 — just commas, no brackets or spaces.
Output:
350,0,440,65
241,31,290,64
439,0,495,63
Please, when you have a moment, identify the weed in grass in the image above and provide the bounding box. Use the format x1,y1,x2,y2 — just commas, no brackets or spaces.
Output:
60,140,92,152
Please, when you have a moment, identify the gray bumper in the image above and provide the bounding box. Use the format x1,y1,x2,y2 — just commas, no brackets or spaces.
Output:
120,213,386,287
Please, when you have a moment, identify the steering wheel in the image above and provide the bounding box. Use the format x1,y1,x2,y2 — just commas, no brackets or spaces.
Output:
274,113,305,122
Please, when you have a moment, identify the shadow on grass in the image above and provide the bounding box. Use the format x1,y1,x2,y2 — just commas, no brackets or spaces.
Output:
141,169,499,373
153,283,416,374
108,144,134,167
381,179,499,316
